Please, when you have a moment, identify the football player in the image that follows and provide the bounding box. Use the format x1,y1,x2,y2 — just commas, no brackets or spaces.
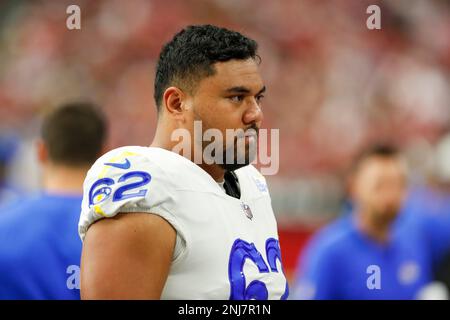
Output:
79,25,288,300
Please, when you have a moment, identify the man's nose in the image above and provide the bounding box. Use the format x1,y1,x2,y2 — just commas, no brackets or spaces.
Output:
243,100,263,125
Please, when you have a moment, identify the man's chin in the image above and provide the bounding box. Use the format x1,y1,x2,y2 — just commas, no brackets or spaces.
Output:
217,146,257,171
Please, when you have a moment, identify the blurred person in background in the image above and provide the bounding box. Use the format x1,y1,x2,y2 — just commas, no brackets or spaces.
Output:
394,133,450,299
292,144,450,299
414,133,450,297
0,102,107,299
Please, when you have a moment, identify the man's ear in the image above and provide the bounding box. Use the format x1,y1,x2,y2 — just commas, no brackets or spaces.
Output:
163,87,187,118
36,139,48,165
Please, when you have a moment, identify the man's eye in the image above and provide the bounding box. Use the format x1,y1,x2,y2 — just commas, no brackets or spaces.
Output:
229,95,244,102
256,94,265,103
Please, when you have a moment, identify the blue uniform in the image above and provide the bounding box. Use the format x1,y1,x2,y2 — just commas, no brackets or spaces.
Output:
0,193,82,299
292,197,450,300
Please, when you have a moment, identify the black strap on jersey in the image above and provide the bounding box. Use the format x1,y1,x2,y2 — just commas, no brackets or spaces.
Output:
223,170,241,199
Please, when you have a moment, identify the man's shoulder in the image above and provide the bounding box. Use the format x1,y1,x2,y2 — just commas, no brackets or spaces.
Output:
87,146,190,184
92,146,194,171
91,146,158,170
82,146,217,218
236,164,265,179
235,165,270,195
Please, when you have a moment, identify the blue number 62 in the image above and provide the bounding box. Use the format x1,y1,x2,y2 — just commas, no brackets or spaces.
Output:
228,238,289,300
88,171,151,206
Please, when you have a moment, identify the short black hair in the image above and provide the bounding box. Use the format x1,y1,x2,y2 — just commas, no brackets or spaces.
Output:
41,102,107,167
352,143,400,172
154,24,259,111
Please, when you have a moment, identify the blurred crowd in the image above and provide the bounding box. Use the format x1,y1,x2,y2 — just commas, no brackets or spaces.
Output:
1,0,449,223
0,0,449,299
0,0,448,212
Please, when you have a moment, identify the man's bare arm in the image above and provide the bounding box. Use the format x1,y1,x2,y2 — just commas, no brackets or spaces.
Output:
80,212,176,299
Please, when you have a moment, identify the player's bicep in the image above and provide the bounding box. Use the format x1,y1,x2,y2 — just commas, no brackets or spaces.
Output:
80,212,176,299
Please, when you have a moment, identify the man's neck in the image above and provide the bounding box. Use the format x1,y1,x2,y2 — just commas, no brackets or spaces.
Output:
42,165,88,196
354,212,392,245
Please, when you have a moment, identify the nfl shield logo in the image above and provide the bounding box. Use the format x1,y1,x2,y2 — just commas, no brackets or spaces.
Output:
241,202,253,220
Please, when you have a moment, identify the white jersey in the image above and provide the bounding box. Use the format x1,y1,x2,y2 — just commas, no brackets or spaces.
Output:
79,146,289,300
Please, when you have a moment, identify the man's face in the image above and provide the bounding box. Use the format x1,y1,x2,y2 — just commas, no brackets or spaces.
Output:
352,156,407,224
185,58,265,171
